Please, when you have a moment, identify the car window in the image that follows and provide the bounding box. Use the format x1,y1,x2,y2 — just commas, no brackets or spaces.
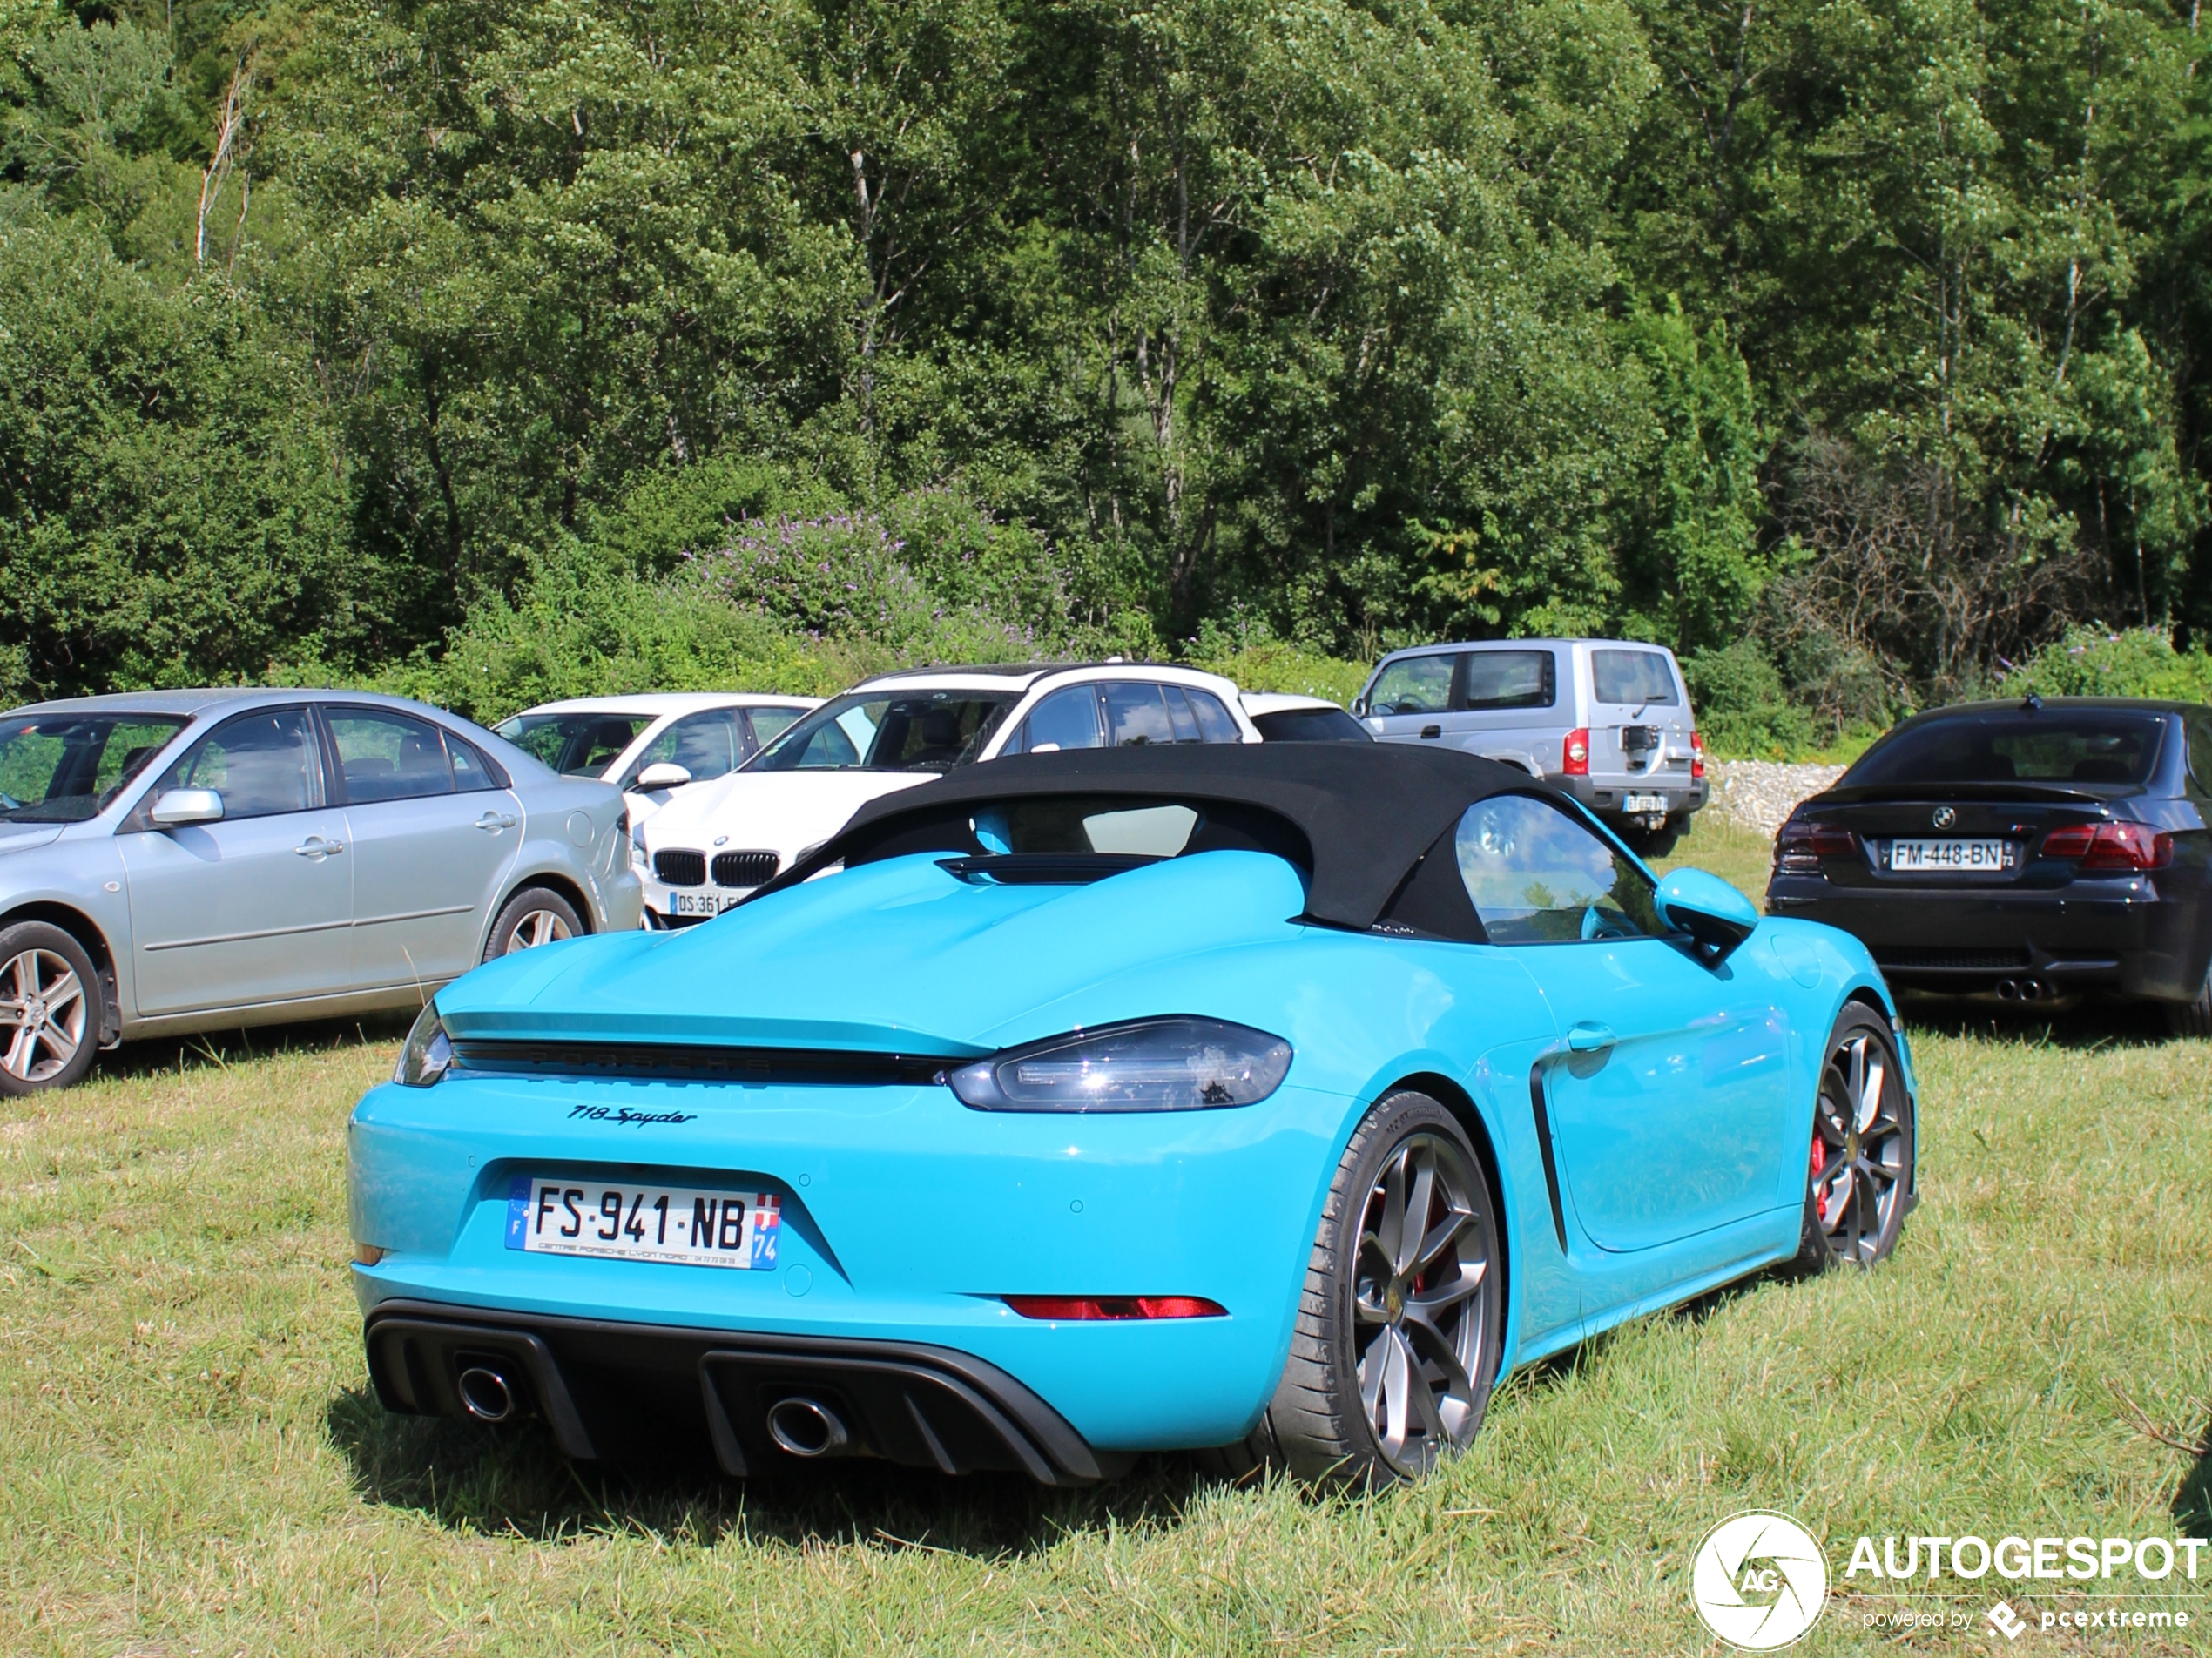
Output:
1461,650,1556,711
153,707,322,820
493,711,651,777
1252,706,1371,742
1590,650,1679,706
1844,711,2163,788
2189,718,2212,799
1366,655,1454,715
1184,687,1243,742
328,708,456,803
1102,682,1175,746
447,735,498,793
1008,684,1104,755
0,713,185,823
970,799,1204,857
632,709,745,783
1455,794,1662,943
752,691,1018,772
743,706,809,751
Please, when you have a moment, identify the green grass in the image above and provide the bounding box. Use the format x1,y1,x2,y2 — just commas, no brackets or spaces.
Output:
5,994,2210,1653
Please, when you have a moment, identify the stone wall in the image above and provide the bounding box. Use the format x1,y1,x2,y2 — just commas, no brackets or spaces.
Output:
1703,759,1847,839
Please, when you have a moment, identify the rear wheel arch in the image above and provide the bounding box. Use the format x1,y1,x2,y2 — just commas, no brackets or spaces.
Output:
490,873,594,940
1380,1070,1511,1311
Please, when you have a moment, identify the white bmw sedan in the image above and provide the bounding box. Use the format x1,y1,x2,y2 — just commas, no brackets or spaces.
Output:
635,663,1259,927
0,689,640,1094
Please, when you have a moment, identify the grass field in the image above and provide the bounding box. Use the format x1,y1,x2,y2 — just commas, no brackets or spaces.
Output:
5,816,2210,1655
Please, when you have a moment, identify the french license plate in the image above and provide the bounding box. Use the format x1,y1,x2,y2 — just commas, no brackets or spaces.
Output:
1623,792,1669,813
505,1177,781,1270
1888,838,2009,872
671,891,739,916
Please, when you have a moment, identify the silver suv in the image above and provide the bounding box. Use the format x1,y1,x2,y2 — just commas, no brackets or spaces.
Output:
1353,640,1708,851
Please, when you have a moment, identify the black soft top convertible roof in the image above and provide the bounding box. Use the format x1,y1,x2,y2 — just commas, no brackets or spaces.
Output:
769,742,1554,931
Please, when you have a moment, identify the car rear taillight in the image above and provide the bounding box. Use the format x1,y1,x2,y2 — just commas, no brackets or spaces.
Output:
1562,729,1590,776
2040,822,2171,871
1002,1296,1227,1321
1690,730,1705,782
1775,819,1856,874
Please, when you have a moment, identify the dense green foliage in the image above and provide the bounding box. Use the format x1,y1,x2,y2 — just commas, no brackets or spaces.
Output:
3,0,2209,722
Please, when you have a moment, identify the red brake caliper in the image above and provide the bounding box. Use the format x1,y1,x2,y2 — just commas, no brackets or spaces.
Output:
1811,1136,1828,1223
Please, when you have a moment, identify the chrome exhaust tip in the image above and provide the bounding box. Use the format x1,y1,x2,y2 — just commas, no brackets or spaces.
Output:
456,1365,516,1424
2019,978,2047,1001
1994,979,2019,1001
765,1395,850,1458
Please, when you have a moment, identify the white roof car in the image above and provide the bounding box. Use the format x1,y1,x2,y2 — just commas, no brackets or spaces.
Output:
1239,691,1373,743
494,693,821,833
637,663,1258,925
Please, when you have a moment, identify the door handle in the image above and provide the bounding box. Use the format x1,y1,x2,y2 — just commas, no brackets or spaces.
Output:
294,836,345,858
475,811,518,832
1566,1023,1615,1054
1420,725,1442,740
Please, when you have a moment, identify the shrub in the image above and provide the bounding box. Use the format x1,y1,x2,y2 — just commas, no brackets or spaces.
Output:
1681,640,1822,758
1998,627,2212,704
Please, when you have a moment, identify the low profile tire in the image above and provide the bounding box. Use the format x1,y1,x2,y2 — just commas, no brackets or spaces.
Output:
2165,965,2212,1037
482,888,585,962
1787,1005,1913,1273
0,921,101,1095
1203,1091,1504,1490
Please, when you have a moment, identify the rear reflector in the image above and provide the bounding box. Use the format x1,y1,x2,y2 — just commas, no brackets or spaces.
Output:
1562,729,1590,776
2041,822,2171,871
1002,1295,1227,1321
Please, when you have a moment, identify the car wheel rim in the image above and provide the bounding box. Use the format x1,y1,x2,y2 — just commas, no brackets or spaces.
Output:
504,910,573,954
0,947,86,1083
1811,1030,1906,1265
1352,1130,1489,1476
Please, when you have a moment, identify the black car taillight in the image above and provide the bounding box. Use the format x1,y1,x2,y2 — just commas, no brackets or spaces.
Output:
2040,822,2171,872
1775,819,1855,875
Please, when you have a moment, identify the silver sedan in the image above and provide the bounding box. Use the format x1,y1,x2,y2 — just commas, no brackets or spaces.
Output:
0,689,643,1093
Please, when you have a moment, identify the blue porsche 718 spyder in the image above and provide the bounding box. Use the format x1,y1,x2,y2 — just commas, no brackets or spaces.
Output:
349,744,1917,1488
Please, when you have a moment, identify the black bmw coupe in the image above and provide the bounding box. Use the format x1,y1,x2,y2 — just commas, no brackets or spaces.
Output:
1766,697,2212,1031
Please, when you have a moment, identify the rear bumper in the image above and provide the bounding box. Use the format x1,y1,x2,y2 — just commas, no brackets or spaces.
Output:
1764,873,2211,999
1557,775,1710,822
365,1299,1115,1483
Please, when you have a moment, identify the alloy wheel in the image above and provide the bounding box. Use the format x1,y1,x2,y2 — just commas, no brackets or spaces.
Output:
0,947,87,1084
1811,1030,1907,1264
504,910,574,954
1352,1130,1489,1476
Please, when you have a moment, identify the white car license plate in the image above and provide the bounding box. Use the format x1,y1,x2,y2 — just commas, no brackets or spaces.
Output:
1623,792,1668,813
1888,838,2008,872
671,891,739,916
505,1178,781,1270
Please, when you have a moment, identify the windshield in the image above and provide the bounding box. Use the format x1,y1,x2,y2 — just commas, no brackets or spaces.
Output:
1844,711,2165,789
0,713,187,823
751,691,1019,773
494,711,652,777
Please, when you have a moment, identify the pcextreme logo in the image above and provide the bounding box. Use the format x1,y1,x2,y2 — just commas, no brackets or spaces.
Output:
1691,1512,1830,1649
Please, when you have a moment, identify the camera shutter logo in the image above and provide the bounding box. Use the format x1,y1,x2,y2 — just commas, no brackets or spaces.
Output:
1690,1512,1829,1649
1932,806,1956,829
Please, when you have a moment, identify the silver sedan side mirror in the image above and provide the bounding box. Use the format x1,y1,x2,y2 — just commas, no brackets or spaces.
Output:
1351,697,1369,718
635,762,692,792
151,788,224,827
